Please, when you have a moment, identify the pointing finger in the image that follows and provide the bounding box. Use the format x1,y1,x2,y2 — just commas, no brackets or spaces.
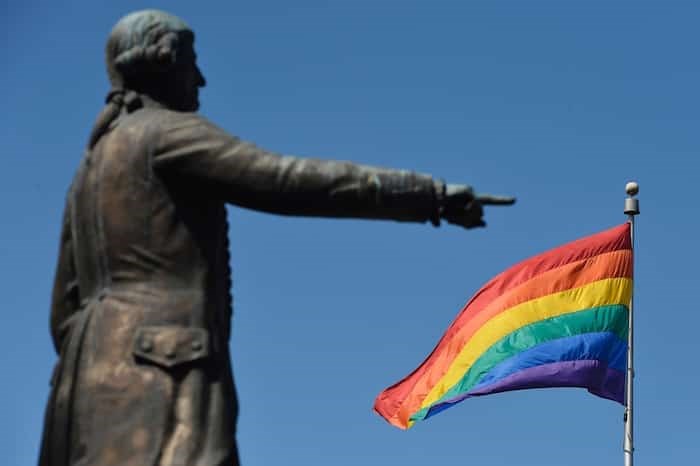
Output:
475,194,516,206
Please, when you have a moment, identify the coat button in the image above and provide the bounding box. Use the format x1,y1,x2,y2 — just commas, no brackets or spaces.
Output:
140,338,153,353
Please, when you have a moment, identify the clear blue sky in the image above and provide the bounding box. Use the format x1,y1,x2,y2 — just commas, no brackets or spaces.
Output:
3,1,699,465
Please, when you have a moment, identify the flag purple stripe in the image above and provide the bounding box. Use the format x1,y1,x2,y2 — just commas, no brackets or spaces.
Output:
424,360,624,420
471,332,627,391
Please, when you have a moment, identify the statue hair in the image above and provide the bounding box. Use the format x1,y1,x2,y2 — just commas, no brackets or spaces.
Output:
88,10,192,149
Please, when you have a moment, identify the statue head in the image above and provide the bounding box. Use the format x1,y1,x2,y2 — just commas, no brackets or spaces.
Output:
105,10,206,112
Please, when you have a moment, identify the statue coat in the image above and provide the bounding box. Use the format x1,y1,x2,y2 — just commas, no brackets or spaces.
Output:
40,102,441,466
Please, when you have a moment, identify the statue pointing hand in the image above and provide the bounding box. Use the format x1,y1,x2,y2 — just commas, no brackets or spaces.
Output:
39,9,514,466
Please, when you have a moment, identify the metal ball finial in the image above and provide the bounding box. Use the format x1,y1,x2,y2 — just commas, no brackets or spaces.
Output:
624,181,640,215
625,181,639,197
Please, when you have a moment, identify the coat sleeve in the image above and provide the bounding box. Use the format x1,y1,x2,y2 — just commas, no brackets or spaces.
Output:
152,112,444,224
49,202,80,354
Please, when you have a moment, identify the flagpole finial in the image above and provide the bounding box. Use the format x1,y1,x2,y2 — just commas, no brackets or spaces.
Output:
624,181,640,216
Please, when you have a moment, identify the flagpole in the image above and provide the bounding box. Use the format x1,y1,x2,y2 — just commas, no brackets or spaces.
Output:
623,181,639,466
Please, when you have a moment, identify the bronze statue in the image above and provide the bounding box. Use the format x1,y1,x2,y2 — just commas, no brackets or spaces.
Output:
39,10,514,466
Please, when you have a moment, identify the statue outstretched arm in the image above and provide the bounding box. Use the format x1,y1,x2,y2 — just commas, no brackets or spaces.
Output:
154,113,514,226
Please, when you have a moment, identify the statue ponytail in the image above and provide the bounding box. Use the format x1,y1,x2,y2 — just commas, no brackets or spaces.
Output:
87,89,142,150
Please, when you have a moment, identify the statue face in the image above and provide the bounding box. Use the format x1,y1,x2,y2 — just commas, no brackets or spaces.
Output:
168,36,206,112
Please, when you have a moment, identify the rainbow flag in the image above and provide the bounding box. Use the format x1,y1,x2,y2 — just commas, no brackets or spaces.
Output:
374,223,632,429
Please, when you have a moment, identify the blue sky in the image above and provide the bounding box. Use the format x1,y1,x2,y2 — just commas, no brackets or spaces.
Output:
3,1,699,465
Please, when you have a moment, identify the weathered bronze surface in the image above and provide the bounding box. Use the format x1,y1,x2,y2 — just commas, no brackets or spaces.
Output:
39,10,514,466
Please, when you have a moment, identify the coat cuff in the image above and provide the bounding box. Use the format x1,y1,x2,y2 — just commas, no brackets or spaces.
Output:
430,179,446,227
